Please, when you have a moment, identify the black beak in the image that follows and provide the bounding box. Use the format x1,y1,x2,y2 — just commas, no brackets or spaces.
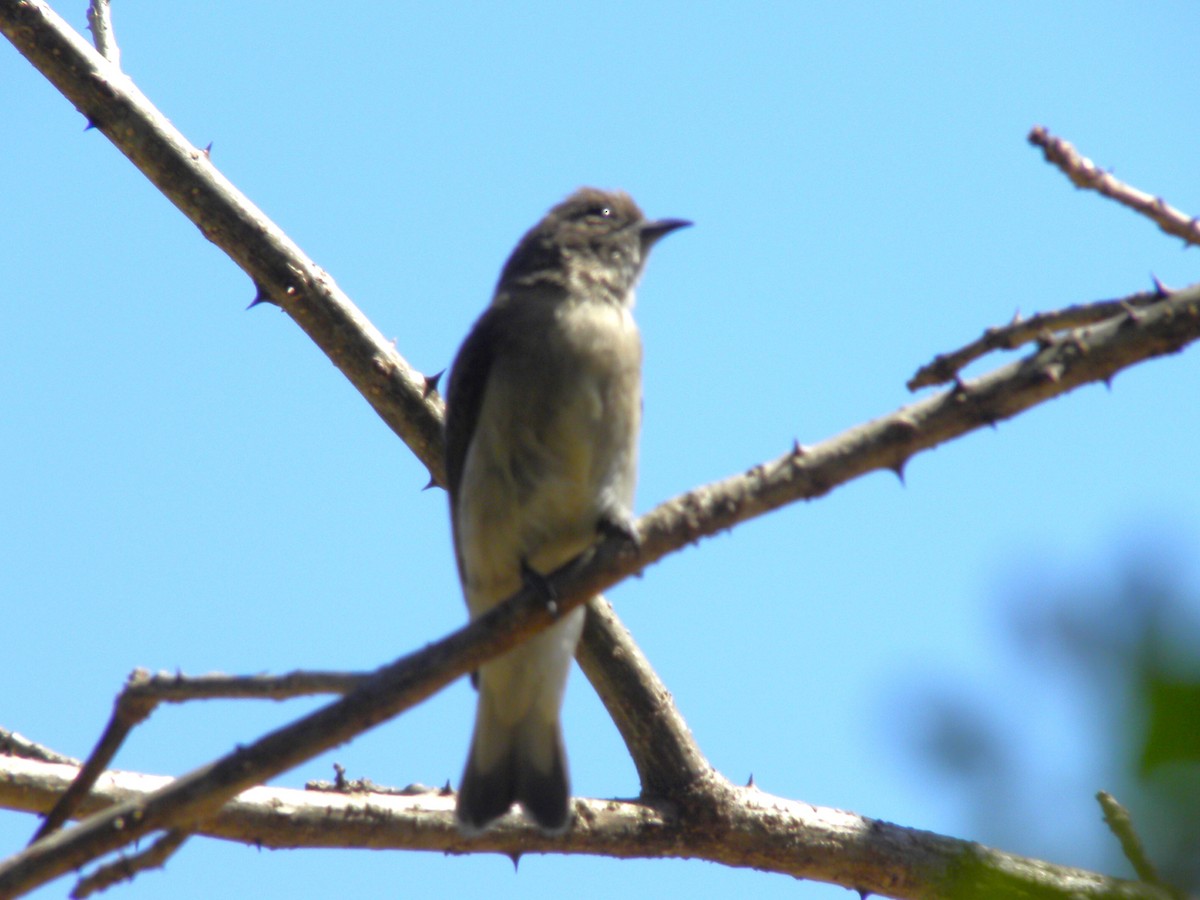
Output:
640,217,692,248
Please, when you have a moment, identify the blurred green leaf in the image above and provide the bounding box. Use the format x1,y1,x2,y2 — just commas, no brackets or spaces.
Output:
1140,676,1200,771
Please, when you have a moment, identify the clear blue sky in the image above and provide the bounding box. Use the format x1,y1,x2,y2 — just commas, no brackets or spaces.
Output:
3,2,1199,898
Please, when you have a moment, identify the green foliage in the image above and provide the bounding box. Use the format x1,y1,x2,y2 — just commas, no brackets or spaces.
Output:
902,554,1200,893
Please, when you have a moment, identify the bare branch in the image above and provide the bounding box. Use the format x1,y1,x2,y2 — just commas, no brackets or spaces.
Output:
907,285,1167,390
0,0,447,486
84,0,117,66
577,598,711,797
33,669,369,842
3,5,1199,898
71,830,187,900
1029,126,1200,247
2,280,1197,896
37,613,707,847
0,558,612,896
0,755,1176,900
1096,792,1176,894
0,0,715,842
0,732,79,768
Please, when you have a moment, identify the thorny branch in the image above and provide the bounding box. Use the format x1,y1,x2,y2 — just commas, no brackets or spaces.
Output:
0,3,1195,900
0,754,1180,900
3,279,1197,897
907,286,1168,390
70,830,187,900
31,670,371,842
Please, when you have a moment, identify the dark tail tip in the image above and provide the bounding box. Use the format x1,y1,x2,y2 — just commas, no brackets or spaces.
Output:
456,757,517,835
516,762,570,833
456,737,572,835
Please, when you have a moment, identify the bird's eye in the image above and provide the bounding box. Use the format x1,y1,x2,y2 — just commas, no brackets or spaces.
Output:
572,203,615,225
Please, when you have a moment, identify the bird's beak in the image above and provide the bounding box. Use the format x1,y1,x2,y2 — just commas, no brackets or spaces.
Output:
639,217,692,248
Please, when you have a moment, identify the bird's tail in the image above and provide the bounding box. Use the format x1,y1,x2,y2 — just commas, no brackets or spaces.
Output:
456,690,572,834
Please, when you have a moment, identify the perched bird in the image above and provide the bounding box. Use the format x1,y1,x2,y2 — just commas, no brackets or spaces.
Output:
444,188,689,833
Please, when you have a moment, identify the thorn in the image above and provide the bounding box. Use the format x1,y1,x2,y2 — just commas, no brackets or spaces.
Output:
247,282,271,309
891,460,907,486
1150,274,1171,298
1009,308,1023,325
440,780,453,796
1102,375,1114,392
423,370,444,398
422,476,438,491
203,141,213,159
508,852,522,872
746,773,756,788
333,763,347,791
83,118,97,131
858,890,873,900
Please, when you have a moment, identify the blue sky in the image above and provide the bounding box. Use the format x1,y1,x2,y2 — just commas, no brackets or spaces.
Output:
3,2,1200,897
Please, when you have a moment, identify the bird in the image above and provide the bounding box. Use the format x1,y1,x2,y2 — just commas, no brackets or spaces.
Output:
444,187,689,833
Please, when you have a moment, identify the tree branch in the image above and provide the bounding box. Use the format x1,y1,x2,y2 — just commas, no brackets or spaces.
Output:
3,3,1199,898
32,669,371,841
0,0,684,802
0,0,446,485
1029,125,1200,247
907,286,1168,390
35,605,715,847
2,279,1197,896
71,830,187,900
1096,792,1174,894
0,732,78,768
83,0,115,65
0,755,1176,900
578,598,712,797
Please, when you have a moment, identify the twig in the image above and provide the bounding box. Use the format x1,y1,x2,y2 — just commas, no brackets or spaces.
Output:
0,754,1178,900
1096,792,1170,891
1029,126,1200,247
70,831,187,900
0,731,79,768
907,286,1167,390
84,0,117,66
32,669,369,842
